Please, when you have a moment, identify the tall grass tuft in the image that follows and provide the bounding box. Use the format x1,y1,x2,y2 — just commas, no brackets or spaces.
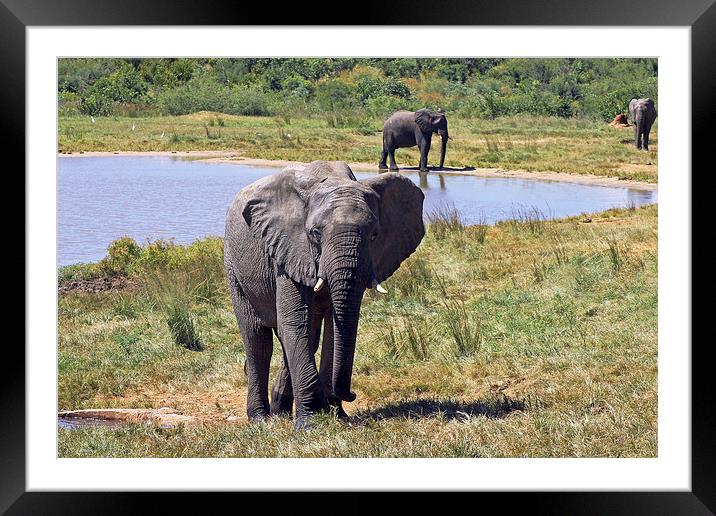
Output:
427,203,464,241
531,259,548,283
507,206,549,235
141,268,205,352
166,303,203,352
470,219,489,244
606,233,625,273
384,255,433,301
403,318,432,361
551,235,569,266
376,316,433,361
435,274,482,358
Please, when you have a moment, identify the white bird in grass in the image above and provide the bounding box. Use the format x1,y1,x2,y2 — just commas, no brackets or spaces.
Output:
91,116,96,124
131,123,136,131
160,131,165,139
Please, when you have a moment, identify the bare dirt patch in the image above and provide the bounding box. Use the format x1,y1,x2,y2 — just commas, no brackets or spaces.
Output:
106,388,251,425
59,407,196,428
609,114,630,128
617,163,657,175
59,276,133,295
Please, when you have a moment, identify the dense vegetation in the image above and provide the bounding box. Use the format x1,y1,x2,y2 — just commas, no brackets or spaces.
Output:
58,58,658,122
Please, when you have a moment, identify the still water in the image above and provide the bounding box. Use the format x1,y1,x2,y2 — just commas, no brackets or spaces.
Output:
58,156,657,267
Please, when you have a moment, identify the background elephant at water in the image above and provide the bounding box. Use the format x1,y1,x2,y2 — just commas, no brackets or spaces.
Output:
628,98,657,150
224,160,425,429
379,109,449,172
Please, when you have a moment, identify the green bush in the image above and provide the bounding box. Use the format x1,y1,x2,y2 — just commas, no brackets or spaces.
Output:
79,63,148,115
98,237,143,276
158,76,232,115
364,95,416,119
58,91,81,116
227,85,277,116
315,79,359,112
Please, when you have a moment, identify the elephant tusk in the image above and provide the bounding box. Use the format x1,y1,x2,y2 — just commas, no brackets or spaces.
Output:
372,281,388,294
314,278,325,292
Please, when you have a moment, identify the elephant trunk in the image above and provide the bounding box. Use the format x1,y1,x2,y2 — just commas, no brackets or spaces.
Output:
330,280,361,402
438,127,448,169
323,227,366,403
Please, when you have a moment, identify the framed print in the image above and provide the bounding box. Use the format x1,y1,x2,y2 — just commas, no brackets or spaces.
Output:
8,0,713,512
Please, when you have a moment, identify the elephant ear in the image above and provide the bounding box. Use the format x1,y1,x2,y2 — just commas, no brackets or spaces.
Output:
415,109,433,133
361,173,425,282
241,170,320,286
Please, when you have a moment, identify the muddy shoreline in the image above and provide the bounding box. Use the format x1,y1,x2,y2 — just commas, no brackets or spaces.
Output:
58,151,658,191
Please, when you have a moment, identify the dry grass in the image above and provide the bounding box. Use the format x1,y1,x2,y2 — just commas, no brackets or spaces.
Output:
58,204,657,457
58,112,658,182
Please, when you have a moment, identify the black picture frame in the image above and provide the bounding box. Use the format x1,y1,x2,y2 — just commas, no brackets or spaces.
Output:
7,0,711,513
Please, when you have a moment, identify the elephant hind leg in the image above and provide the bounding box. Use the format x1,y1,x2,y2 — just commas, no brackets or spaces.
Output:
379,149,389,169
227,268,273,421
270,344,294,417
389,149,399,171
243,325,274,421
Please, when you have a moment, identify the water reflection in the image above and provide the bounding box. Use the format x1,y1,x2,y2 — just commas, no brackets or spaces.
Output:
419,171,429,189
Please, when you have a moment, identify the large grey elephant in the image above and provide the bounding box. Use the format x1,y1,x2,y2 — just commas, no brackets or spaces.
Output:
628,98,657,150
224,160,425,429
379,109,449,172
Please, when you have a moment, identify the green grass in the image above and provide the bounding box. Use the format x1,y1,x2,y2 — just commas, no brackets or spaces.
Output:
58,204,658,457
58,112,658,182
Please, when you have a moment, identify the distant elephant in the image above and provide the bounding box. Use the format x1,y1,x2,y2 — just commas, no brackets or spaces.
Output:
628,98,657,150
224,160,425,429
379,109,449,172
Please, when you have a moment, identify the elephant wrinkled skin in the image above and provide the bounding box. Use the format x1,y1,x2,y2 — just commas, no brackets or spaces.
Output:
224,160,425,429
628,98,657,150
379,109,449,172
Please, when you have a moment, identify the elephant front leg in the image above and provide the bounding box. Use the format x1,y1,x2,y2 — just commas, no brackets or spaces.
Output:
275,276,328,429
634,124,642,149
643,124,651,151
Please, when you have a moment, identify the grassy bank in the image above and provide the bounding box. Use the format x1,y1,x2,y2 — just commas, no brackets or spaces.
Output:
58,112,658,182
58,204,658,457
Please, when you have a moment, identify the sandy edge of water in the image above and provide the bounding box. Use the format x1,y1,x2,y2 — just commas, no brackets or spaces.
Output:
58,150,658,192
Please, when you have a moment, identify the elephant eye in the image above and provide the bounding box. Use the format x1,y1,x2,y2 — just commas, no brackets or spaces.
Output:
371,231,378,242
310,227,322,241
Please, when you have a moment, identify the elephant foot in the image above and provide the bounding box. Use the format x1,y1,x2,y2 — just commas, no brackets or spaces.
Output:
270,393,294,418
247,412,270,424
270,403,293,418
294,412,321,431
390,166,400,172
419,168,429,173
378,163,389,170
247,402,270,422
327,397,349,421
